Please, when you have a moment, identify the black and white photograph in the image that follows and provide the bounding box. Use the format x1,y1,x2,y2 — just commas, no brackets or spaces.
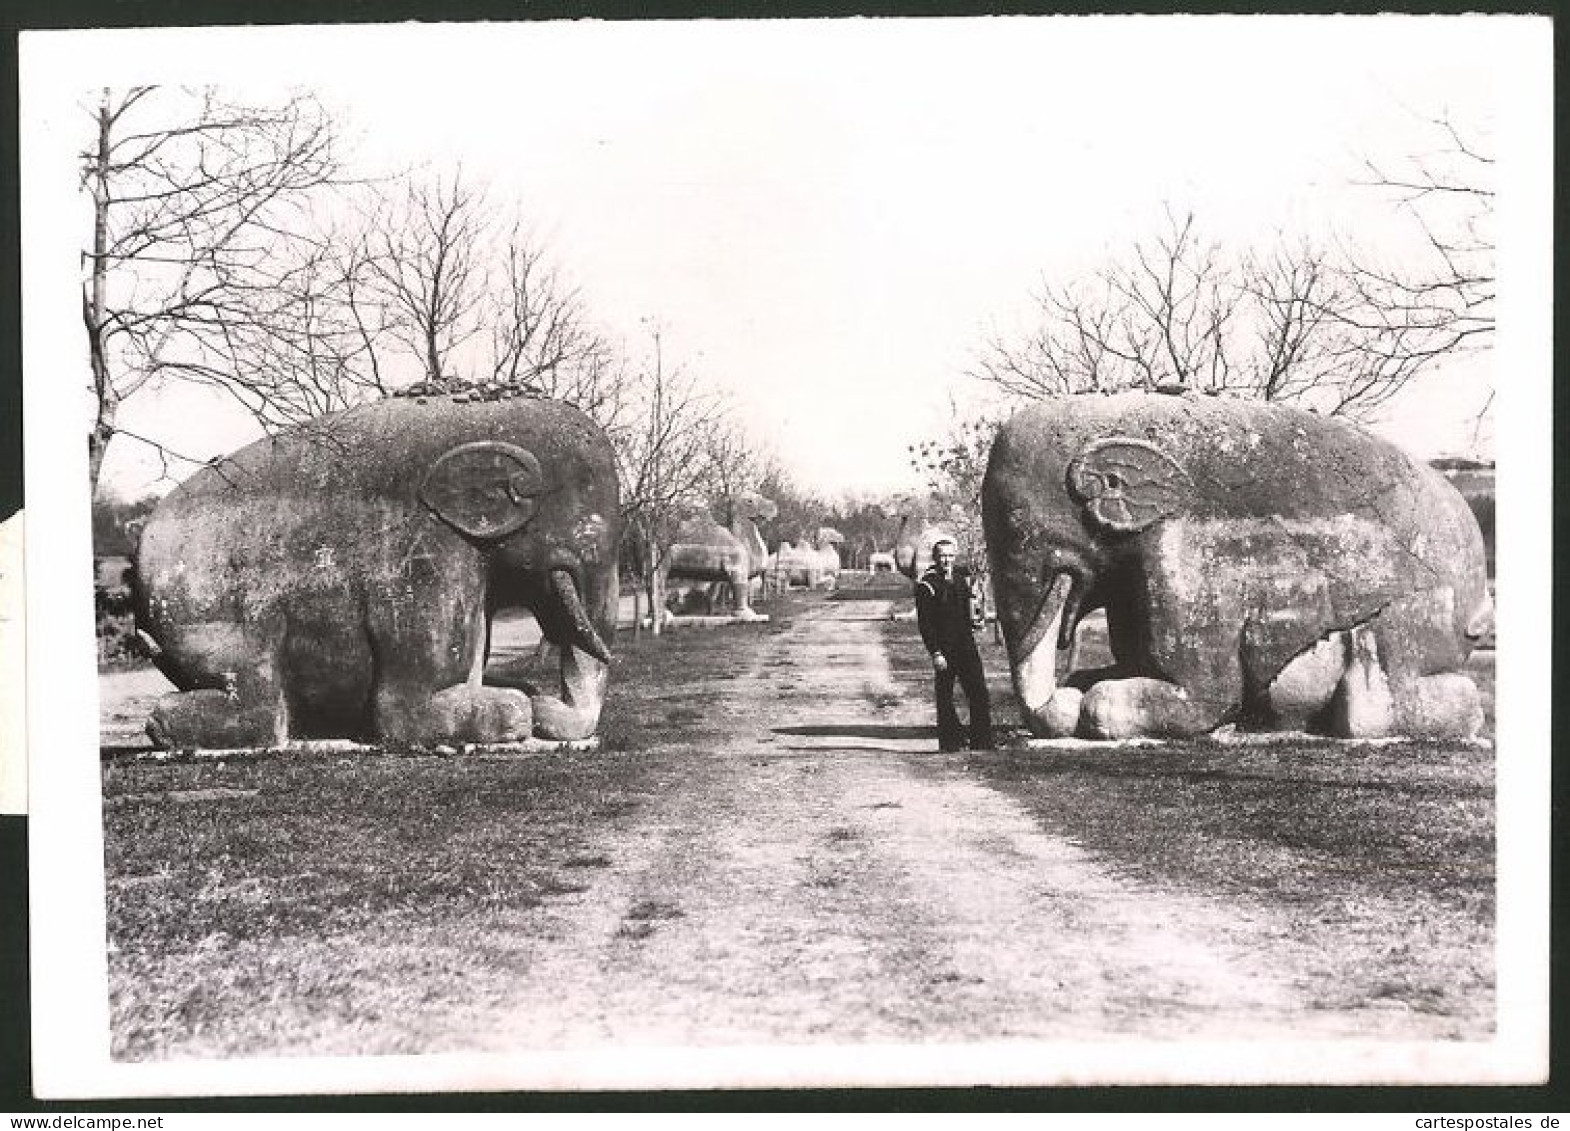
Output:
15,14,1552,1099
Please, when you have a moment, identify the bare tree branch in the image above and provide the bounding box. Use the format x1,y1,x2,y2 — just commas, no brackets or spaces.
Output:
360,171,490,382
82,86,347,493
971,146,1494,429
606,327,736,636
1349,112,1495,415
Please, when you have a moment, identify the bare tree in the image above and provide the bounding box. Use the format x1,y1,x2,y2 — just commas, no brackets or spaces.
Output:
345,178,626,412
972,210,1239,401
209,222,399,419
1350,111,1495,427
1236,239,1459,416
489,228,608,391
1354,113,1493,321
974,192,1493,421
82,86,345,493
698,415,771,511
610,328,727,637
361,171,491,384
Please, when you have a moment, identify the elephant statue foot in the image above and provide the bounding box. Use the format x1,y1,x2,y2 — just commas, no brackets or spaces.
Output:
1077,679,1226,740
985,392,1491,743
1047,632,1483,742
1386,674,1484,739
149,681,550,749
379,684,535,745
1025,680,1225,740
147,688,283,750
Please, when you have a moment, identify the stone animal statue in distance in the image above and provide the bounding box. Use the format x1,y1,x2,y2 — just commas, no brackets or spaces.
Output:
812,526,845,588
771,526,844,589
981,391,1492,741
661,490,776,619
134,394,622,748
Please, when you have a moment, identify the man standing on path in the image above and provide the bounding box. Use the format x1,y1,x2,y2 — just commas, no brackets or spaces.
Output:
915,538,995,752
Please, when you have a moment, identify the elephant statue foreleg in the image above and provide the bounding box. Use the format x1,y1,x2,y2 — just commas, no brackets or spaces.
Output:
145,622,290,748
372,600,535,744
1325,588,1484,739
1014,577,1233,739
496,566,616,740
148,668,287,749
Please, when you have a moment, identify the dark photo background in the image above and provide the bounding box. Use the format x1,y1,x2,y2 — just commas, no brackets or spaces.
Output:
3,7,30,1111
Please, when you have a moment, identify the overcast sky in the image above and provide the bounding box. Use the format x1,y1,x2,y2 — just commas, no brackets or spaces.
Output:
21,16,1552,498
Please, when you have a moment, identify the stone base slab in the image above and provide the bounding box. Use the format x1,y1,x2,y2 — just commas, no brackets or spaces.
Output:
112,736,603,762
1014,728,1492,751
664,613,770,626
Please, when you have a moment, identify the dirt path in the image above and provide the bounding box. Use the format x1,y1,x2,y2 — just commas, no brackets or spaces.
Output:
463,599,1378,1051
102,596,1483,1056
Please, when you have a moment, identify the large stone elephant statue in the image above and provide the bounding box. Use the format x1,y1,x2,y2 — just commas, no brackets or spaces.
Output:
662,491,775,618
982,392,1492,741
134,394,622,748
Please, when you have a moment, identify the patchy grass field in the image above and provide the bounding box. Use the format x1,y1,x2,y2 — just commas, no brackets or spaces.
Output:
880,617,1495,1031
968,740,1493,1024
100,588,1497,1062
102,599,803,1058
104,748,687,1057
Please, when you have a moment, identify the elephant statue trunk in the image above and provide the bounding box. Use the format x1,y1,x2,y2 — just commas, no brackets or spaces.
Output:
987,521,1104,735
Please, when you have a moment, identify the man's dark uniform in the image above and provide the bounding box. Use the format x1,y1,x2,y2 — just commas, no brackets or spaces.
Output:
915,560,994,751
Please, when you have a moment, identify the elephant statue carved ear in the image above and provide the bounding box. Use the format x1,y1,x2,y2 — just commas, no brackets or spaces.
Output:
420,441,545,540
1066,437,1191,534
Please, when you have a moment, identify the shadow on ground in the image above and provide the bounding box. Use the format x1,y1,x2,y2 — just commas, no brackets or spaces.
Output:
773,723,934,740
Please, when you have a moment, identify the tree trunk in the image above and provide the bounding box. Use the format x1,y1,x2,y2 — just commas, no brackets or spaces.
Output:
85,92,114,498
87,411,115,497
647,565,665,637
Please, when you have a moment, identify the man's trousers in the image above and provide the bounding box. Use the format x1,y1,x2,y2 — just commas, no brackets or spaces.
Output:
934,642,994,751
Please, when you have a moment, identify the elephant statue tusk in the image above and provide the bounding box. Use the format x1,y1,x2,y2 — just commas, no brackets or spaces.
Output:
550,566,613,665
